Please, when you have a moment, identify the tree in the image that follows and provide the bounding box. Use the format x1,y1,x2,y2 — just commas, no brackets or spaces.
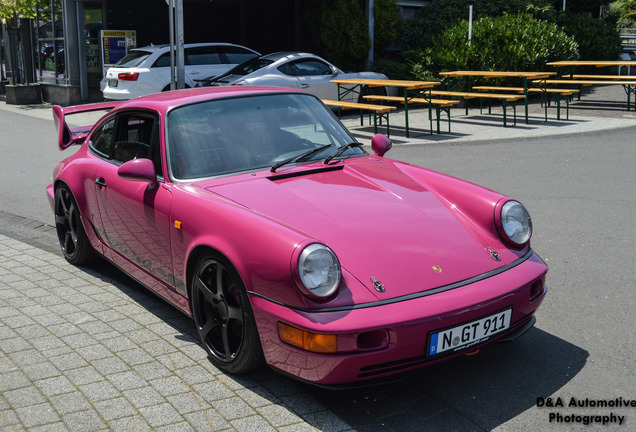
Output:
0,0,41,20
309,0,370,71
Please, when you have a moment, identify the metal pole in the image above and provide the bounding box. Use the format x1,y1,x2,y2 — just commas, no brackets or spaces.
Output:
76,3,88,101
468,3,474,46
169,0,175,90
0,20,5,82
175,0,185,89
367,0,374,70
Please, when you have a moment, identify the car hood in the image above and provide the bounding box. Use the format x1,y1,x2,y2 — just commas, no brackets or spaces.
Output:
205,158,511,300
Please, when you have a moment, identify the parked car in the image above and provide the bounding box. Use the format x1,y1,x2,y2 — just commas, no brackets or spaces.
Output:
101,43,260,100
49,86,547,386
196,51,398,101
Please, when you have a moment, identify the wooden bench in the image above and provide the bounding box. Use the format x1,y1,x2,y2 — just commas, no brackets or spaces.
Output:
321,99,396,136
564,75,636,80
532,79,636,111
472,86,580,120
425,90,525,127
362,95,459,134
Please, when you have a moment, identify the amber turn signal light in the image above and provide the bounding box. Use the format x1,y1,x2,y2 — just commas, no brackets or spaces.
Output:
277,322,337,354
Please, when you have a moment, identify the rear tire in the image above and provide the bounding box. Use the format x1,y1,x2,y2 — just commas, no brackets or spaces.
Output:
191,251,265,374
54,185,95,265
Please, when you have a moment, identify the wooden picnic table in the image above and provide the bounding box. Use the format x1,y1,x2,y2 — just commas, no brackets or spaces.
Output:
546,60,636,111
439,71,557,123
546,60,636,68
331,78,440,138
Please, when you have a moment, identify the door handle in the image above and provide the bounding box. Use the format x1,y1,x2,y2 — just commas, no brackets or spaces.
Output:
95,178,107,188
300,83,309,89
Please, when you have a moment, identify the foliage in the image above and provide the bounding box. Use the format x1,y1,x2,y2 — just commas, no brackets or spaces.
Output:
373,0,400,55
398,0,555,51
552,0,606,16
308,0,370,71
611,0,636,28
410,13,579,81
0,0,41,20
557,11,622,60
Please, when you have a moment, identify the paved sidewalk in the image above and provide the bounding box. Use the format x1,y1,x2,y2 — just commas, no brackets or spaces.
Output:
0,234,347,431
1,83,635,431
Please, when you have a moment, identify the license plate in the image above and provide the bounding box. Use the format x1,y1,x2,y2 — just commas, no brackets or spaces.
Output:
428,308,512,357
108,79,118,88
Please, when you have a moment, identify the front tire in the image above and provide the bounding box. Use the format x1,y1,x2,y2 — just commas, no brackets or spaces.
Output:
191,252,264,374
54,185,95,265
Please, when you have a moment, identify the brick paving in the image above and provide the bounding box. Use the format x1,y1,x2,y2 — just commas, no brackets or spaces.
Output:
0,233,351,431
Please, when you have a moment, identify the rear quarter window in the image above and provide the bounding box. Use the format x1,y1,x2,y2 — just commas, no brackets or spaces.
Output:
114,52,151,68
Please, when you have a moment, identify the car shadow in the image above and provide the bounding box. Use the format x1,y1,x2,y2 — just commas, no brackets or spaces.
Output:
304,328,587,431
78,260,586,432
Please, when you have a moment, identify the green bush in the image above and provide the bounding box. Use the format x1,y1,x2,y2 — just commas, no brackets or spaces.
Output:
410,13,579,80
398,0,554,51
557,11,622,61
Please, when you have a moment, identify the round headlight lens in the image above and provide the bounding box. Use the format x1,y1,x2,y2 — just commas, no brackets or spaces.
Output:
298,244,341,298
501,200,532,245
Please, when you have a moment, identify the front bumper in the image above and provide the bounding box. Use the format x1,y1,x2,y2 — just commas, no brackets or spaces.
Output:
250,251,547,386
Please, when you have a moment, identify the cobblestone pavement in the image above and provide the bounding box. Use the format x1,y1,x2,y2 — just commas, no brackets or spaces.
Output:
0,234,350,432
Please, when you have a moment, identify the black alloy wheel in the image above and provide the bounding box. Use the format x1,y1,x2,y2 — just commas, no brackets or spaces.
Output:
191,252,264,374
54,186,95,265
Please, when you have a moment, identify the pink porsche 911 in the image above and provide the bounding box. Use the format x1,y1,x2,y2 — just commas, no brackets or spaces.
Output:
48,86,547,386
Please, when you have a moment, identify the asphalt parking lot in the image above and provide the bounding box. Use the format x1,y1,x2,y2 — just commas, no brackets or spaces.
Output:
1,84,635,431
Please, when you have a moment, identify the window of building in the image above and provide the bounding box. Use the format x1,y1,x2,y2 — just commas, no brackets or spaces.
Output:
35,0,65,83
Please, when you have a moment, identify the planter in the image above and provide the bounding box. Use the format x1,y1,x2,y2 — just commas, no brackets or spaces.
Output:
5,84,42,105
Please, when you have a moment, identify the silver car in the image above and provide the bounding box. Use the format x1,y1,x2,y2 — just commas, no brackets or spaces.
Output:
196,52,397,102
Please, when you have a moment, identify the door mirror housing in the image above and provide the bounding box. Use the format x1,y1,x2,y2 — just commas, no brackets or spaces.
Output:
371,134,392,157
117,158,159,189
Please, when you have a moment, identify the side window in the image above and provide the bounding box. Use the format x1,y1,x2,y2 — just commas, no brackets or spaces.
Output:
278,62,296,76
186,47,222,66
293,60,333,76
221,46,257,64
112,114,161,176
89,118,115,157
153,53,171,68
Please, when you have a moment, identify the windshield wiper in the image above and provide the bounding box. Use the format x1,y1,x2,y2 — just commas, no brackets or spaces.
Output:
270,144,333,173
323,142,364,165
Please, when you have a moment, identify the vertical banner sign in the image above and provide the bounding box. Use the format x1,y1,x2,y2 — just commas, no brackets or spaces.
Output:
100,30,137,77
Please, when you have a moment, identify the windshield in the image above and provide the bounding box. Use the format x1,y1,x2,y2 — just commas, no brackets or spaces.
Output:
113,51,151,68
225,56,275,76
167,93,360,180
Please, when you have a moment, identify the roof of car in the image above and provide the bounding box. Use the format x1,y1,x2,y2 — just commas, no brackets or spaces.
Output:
114,86,308,112
132,42,253,53
261,52,318,61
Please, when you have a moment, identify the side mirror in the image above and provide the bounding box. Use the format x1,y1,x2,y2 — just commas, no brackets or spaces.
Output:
371,134,392,157
117,158,159,189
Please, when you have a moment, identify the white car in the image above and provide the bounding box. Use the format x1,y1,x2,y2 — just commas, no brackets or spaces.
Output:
102,43,260,100
196,52,398,102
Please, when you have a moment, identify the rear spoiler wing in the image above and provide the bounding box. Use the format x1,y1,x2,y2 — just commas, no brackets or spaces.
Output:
52,102,122,150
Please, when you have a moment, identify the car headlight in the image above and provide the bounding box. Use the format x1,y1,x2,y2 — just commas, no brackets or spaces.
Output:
498,200,532,246
297,244,341,299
